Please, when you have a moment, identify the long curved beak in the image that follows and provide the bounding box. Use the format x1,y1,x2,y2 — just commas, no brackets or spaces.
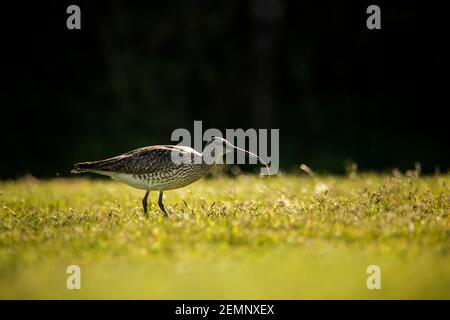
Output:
231,145,271,176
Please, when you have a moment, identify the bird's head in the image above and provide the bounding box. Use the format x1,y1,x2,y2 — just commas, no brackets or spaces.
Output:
203,136,234,162
202,137,269,175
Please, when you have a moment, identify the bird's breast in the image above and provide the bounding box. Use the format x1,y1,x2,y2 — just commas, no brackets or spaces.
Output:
110,164,213,191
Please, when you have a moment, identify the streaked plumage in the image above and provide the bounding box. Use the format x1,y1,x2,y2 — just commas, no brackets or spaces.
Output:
72,145,212,191
72,137,267,216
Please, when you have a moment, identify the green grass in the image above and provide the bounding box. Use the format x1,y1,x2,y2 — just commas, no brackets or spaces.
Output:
0,172,449,299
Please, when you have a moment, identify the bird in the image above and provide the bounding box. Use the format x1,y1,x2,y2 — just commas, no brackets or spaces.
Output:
71,137,269,216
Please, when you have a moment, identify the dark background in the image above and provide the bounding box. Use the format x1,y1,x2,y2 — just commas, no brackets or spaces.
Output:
1,0,449,178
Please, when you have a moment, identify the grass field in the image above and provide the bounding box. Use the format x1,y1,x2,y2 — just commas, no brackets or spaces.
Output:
0,171,449,299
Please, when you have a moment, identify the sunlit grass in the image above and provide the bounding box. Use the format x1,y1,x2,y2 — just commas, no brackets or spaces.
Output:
0,172,449,299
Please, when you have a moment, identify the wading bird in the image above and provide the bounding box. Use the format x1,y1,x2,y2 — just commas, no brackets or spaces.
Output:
71,137,268,216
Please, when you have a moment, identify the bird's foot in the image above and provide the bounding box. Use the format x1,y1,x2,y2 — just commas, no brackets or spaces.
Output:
159,205,168,218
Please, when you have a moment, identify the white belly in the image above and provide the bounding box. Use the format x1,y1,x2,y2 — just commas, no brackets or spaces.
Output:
93,165,209,191
100,173,149,190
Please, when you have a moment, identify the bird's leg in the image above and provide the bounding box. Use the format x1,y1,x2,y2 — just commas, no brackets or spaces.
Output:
142,190,150,216
158,191,168,217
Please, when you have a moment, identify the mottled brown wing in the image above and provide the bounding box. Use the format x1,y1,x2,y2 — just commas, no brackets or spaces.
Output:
73,145,194,174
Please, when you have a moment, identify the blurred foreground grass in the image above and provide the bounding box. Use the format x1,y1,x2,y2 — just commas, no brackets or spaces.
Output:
0,173,449,299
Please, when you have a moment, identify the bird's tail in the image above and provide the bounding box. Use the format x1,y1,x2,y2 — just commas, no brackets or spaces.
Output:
71,156,120,173
71,155,123,174
71,161,98,173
